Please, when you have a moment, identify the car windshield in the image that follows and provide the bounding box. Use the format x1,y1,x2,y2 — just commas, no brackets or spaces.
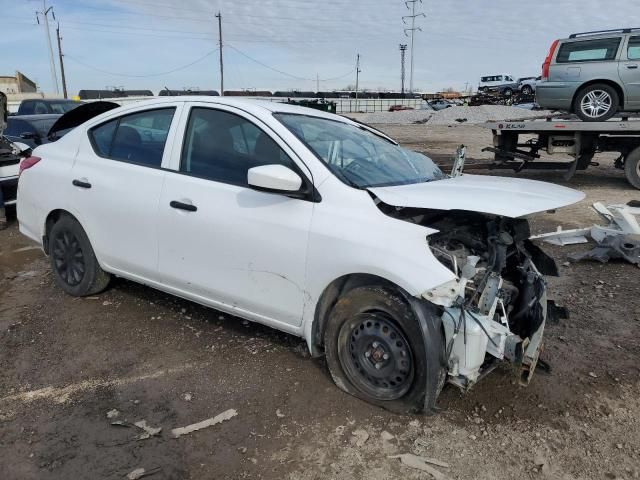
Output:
273,113,446,188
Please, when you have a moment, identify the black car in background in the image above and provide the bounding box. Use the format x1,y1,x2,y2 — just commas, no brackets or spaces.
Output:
4,114,61,148
16,99,83,115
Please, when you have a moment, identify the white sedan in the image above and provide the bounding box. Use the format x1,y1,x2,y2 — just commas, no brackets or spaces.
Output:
17,97,584,413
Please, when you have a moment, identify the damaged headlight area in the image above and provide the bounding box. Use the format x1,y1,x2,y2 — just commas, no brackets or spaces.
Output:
420,210,555,390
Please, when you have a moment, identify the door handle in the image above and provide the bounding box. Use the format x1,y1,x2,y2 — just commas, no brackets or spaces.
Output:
72,179,92,189
626,64,639,69
170,200,197,212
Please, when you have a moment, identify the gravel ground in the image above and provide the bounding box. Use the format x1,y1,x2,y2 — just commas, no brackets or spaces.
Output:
1,124,639,480
351,105,553,126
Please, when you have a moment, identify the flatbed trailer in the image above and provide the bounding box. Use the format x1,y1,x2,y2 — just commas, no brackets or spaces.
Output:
482,118,640,189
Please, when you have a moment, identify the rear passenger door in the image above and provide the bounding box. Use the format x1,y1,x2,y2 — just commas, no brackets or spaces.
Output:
619,35,640,109
71,104,182,280
553,36,622,83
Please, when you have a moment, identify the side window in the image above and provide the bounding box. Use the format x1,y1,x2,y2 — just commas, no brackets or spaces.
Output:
180,107,297,186
556,37,621,63
91,120,117,156
88,108,175,168
628,36,640,60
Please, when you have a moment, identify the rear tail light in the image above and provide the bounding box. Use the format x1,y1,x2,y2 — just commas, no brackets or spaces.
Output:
541,39,560,80
19,156,41,175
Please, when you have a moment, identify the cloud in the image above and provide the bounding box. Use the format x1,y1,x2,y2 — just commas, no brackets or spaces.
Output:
0,0,637,94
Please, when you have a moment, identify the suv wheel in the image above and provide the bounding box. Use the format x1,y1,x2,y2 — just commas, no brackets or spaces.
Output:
575,83,618,121
521,85,533,95
324,286,443,413
503,88,513,97
49,214,111,296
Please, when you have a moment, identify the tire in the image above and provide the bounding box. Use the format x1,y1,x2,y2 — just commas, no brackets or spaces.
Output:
49,214,111,296
503,88,513,97
324,286,443,413
574,83,619,121
521,85,533,95
624,148,640,189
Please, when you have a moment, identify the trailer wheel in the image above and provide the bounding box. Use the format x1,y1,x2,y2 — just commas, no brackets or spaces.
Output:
624,148,640,189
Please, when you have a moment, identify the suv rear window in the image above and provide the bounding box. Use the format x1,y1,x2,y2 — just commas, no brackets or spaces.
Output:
556,37,621,63
628,36,640,60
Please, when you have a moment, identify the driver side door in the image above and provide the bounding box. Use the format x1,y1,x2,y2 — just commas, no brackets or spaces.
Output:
157,104,315,328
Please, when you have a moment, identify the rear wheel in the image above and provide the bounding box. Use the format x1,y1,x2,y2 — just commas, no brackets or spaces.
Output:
49,215,111,296
324,286,442,413
574,83,618,121
624,147,640,189
521,85,533,95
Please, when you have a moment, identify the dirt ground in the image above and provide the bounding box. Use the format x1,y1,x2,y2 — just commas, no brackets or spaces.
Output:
1,124,639,480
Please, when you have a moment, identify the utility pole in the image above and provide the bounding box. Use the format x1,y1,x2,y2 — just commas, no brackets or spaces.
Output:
316,73,319,93
215,12,224,96
56,24,68,99
36,0,59,95
403,0,425,94
399,44,407,95
354,53,361,112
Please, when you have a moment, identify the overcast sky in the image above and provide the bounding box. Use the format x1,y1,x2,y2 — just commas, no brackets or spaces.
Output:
2,0,638,95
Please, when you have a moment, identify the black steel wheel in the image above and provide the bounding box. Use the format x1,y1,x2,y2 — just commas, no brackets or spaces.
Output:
324,285,445,414
48,214,111,296
338,312,414,400
52,230,85,286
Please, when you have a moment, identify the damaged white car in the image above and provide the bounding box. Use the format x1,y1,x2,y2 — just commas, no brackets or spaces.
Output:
17,98,584,413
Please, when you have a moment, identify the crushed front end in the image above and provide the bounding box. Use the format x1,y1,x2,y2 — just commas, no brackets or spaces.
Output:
403,209,557,390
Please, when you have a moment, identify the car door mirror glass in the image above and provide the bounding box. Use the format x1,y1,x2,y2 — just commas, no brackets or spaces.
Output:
247,164,302,193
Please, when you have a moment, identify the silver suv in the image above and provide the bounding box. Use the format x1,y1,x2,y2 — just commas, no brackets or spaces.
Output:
537,28,640,121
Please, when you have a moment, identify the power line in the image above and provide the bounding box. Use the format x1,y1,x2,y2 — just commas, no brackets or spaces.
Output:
64,50,216,78
403,0,425,93
226,44,354,82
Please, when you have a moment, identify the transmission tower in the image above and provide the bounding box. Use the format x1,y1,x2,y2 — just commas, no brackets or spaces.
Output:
399,44,407,95
403,0,425,94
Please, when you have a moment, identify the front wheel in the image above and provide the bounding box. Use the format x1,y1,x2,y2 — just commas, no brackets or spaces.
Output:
503,87,513,97
49,214,111,296
521,85,533,95
574,83,618,121
324,286,443,413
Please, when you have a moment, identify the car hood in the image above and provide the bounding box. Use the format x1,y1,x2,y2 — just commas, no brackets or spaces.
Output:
368,174,585,218
47,101,119,138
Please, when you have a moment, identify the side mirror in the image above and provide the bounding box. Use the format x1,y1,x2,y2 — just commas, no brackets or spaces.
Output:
247,164,302,193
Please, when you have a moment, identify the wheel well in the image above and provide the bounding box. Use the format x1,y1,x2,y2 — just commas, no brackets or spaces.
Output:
572,80,624,109
43,209,76,254
310,273,407,357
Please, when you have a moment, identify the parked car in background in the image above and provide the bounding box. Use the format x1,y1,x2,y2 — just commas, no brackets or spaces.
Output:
537,28,640,121
517,76,541,95
427,99,453,111
4,115,61,148
17,99,84,116
478,74,519,95
18,97,584,413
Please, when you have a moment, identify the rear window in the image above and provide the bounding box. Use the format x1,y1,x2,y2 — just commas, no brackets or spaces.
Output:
556,37,621,63
628,36,640,60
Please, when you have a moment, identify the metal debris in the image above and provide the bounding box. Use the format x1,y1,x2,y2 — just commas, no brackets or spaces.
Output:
106,409,120,419
532,201,640,265
570,234,640,265
126,467,161,480
134,420,162,440
171,408,237,438
389,454,451,480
